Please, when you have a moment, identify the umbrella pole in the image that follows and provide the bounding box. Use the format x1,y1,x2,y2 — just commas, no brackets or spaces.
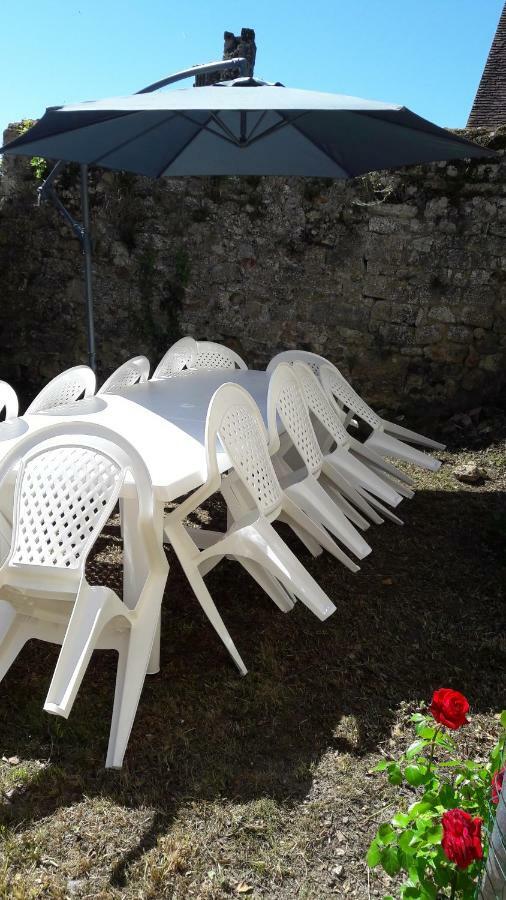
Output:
80,164,96,372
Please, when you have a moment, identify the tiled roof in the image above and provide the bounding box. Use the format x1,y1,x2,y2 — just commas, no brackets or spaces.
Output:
468,2,506,126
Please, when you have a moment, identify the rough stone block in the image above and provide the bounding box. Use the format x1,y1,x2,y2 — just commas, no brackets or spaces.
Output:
479,353,504,372
460,305,494,328
428,306,456,324
377,323,415,345
415,324,446,345
447,325,474,343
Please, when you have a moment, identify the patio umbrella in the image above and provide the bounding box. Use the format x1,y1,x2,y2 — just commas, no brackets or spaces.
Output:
0,58,494,368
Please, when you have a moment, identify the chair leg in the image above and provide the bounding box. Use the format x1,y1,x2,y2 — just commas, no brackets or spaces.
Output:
240,558,295,612
0,606,33,682
105,606,161,769
44,585,120,718
382,418,446,451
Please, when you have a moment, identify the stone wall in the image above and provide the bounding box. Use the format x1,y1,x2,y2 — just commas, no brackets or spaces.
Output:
0,124,505,416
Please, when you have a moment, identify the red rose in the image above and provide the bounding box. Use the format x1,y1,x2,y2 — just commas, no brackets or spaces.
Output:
492,768,505,806
429,688,470,730
442,809,483,869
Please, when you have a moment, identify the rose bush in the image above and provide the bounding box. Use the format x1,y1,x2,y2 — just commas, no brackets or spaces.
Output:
367,693,506,900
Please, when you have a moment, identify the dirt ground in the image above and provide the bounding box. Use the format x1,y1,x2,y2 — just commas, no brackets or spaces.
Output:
0,416,505,899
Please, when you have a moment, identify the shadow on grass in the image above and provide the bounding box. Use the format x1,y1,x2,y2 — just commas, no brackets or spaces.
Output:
0,481,504,887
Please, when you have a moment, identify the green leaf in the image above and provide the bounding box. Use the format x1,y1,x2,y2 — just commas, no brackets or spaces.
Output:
411,713,426,723
406,739,429,759
438,783,456,808
405,764,427,786
381,846,401,877
416,725,437,739
425,824,443,844
392,812,411,828
399,829,417,850
367,839,382,867
388,764,403,786
374,759,388,772
377,823,396,844
500,710,506,728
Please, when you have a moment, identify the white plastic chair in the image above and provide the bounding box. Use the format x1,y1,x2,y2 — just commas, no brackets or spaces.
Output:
151,336,198,380
0,382,18,420
266,350,417,490
267,350,445,454
292,363,408,525
98,356,150,394
0,422,168,769
192,341,248,370
25,366,96,415
266,363,372,561
163,383,337,675
319,363,443,472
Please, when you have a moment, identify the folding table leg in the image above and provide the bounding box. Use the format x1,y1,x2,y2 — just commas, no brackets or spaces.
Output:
121,494,166,675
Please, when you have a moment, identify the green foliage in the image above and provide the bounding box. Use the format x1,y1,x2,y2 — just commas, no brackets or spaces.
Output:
367,709,506,899
15,121,48,182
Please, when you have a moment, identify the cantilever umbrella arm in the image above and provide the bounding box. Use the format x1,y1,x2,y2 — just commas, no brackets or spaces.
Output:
35,56,249,372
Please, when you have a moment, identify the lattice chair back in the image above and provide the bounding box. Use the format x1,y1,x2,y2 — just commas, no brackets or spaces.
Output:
98,356,150,394
205,383,282,519
25,367,96,415
0,381,19,420
319,364,382,430
151,337,197,380
267,363,323,477
292,362,350,448
0,423,154,591
193,341,247,371
266,350,330,377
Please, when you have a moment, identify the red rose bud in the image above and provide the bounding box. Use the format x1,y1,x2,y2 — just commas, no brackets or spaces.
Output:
429,688,470,730
442,809,483,869
492,768,505,806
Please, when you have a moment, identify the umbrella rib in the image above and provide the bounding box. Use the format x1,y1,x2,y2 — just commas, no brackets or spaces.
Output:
91,112,179,165
280,113,353,177
177,111,241,146
155,112,216,177
355,109,477,148
245,112,308,147
245,109,268,142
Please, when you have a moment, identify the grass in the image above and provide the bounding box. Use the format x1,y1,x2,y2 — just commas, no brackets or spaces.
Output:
0,431,504,898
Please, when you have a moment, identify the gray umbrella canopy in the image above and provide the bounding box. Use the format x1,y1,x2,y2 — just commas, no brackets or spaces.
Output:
1,76,492,177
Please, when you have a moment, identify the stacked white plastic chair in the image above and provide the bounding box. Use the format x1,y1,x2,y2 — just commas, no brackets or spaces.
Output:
290,362,408,527
0,382,18,420
192,340,248,370
25,366,96,414
98,356,150,394
0,422,168,768
164,383,337,675
152,336,198,380
267,350,443,472
266,363,372,562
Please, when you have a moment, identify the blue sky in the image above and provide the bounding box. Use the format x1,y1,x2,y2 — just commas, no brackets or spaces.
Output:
1,0,503,136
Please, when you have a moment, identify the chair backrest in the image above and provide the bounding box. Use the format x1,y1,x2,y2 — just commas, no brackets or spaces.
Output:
267,363,322,477
266,350,329,377
319,364,381,430
205,383,283,518
98,356,150,394
151,337,197,380
0,381,19,420
193,341,247,371
292,362,350,448
0,422,159,589
25,367,96,415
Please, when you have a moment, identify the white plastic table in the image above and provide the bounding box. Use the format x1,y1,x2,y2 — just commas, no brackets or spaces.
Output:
0,370,271,672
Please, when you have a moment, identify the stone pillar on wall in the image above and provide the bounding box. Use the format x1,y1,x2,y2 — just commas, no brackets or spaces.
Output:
194,28,256,86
